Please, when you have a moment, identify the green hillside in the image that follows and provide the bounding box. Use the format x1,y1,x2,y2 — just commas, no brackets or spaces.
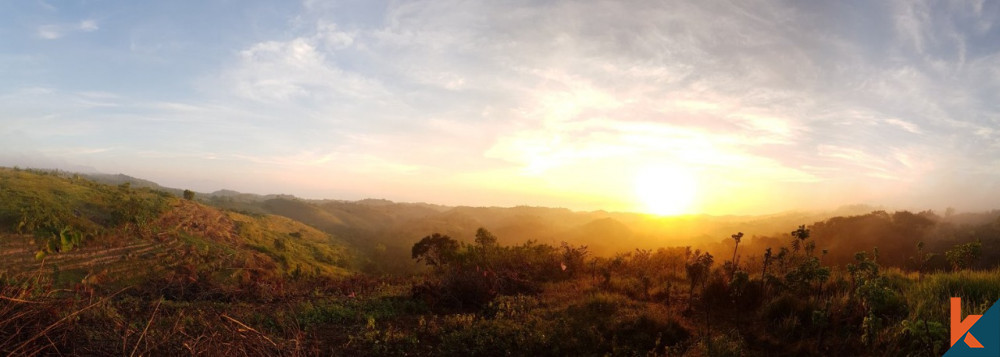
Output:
0,168,353,290
229,211,352,277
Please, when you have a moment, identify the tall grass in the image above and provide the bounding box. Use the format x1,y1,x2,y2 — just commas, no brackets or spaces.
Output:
905,267,1000,320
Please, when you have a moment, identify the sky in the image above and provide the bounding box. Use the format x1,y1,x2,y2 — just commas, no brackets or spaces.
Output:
2,0,1000,215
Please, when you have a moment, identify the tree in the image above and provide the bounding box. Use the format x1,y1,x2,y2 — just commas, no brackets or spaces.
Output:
776,247,789,274
761,247,773,281
685,249,714,308
412,233,460,267
474,227,497,246
911,241,934,281
183,189,195,200
730,232,743,280
784,256,830,293
945,241,982,271
560,242,589,276
791,225,810,255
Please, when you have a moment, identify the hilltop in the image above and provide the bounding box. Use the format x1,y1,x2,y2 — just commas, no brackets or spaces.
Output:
0,167,353,292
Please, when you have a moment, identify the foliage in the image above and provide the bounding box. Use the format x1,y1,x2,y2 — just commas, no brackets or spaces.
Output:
808,210,937,268
849,249,908,320
898,318,947,357
229,212,352,278
784,256,830,292
702,330,747,357
685,248,714,303
474,227,497,246
945,241,982,271
0,226,995,356
412,233,460,267
411,229,587,309
0,168,171,259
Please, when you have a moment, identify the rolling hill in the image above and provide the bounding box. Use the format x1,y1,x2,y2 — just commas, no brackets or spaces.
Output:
7,166,998,280
0,167,354,291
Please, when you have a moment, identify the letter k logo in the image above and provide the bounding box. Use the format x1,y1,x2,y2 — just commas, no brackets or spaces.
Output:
953,297,986,348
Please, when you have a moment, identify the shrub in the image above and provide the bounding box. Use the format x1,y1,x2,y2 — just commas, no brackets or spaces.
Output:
703,330,747,357
897,318,947,357
411,231,571,309
612,313,691,354
762,293,805,323
436,317,549,356
945,241,982,271
484,295,541,319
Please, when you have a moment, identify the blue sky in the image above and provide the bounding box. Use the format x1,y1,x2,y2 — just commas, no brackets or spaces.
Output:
2,0,999,214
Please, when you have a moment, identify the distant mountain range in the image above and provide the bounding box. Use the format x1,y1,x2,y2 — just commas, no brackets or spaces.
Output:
5,166,1000,279
64,169,899,254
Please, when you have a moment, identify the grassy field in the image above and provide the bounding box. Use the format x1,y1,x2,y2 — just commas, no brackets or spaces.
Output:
2,256,996,356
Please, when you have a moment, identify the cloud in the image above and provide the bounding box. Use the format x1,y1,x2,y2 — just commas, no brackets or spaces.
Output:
884,118,923,134
225,35,385,103
79,20,99,32
7,0,1000,213
36,1,55,11
37,25,62,39
36,19,98,40
191,0,1000,211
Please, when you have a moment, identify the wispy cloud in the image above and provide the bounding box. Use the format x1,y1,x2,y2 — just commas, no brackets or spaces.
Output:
37,25,62,39
184,0,1000,211
79,20,98,32
226,37,385,103
36,19,98,40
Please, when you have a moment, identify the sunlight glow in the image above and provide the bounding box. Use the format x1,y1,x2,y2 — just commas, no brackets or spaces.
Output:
634,165,698,216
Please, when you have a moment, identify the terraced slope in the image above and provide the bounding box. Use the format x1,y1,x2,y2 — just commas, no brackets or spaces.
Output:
0,233,184,286
0,168,354,288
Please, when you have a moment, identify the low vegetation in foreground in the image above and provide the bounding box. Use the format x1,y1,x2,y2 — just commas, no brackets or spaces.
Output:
1,167,999,356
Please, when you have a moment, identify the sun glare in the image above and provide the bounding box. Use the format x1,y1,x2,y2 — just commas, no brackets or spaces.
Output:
633,166,698,216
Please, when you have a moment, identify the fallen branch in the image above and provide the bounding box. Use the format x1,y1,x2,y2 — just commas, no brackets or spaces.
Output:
221,314,277,347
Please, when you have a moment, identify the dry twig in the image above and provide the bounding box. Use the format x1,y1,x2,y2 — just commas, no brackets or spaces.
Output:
8,286,130,356
221,314,278,347
129,297,162,357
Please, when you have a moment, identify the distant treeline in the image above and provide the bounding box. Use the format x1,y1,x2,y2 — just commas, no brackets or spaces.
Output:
700,210,1000,272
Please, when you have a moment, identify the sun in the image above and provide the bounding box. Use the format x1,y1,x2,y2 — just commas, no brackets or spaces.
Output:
633,165,698,216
